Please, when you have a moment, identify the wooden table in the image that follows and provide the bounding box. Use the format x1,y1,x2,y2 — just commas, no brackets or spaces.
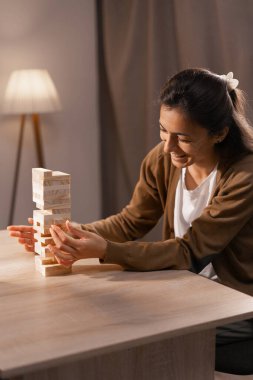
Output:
0,230,253,380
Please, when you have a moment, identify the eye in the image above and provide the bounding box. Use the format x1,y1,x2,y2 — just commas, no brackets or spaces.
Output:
159,127,167,134
160,130,167,139
177,137,192,143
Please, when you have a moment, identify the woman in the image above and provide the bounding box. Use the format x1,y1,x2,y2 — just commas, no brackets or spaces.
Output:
8,68,253,375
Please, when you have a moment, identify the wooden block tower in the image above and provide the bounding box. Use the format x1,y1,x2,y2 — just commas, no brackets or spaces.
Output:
32,168,72,276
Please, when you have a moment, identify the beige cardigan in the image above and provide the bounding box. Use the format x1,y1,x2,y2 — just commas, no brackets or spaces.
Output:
83,142,253,296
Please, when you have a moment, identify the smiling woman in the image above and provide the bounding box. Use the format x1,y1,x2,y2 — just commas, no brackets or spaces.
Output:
159,106,222,185
8,68,253,375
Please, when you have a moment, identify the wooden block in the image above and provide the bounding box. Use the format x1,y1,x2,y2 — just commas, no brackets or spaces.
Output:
34,194,71,203
34,233,54,245
34,241,41,255
36,200,71,210
35,256,72,276
32,169,71,204
32,168,71,210
33,189,70,202
38,179,70,187
33,210,54,225
32,170,70,185
40,257,57,265
40,246,55,258
33,183,70,194
33,182,70,205
33,210,70,225
50,215,71,224
34,242,54,256
50,208,71,215
32,168,52,177
32,168,52,181
34,204,71,214
52,171,71,180
32,185,70,199
33,222,67,235
33,182,70,190
33,224,51,236
33,180,71,195
34,242,58,259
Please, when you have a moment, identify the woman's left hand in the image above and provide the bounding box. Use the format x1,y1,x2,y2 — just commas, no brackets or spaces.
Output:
49,220,107,267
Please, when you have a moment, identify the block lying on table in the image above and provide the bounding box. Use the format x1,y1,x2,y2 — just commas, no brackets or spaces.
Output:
35,256,72,276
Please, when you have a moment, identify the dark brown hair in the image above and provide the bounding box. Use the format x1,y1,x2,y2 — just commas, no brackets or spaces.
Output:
159,68,253,162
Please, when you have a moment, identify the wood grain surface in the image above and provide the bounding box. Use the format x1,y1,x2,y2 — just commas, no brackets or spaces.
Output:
0,230,253,379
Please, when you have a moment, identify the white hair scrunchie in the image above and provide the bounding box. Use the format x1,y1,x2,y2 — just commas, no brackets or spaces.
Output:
219,72,239,91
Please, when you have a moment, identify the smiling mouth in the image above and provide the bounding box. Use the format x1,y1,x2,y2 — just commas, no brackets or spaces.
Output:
171,153,186,158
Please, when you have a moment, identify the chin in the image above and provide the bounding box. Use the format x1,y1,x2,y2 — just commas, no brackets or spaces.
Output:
171,157,190,168
173,162,187,169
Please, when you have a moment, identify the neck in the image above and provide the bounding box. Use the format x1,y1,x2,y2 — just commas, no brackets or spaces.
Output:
185,161,218,190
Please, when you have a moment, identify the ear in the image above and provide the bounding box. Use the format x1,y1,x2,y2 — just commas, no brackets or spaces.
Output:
214,126,229,144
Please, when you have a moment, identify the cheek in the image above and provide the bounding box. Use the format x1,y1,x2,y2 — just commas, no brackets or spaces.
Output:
177,143,204,160
178,142,194,153
195,139,215,152
185,141,215,159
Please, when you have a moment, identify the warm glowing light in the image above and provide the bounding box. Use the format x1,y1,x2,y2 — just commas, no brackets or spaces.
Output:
2,69,61,114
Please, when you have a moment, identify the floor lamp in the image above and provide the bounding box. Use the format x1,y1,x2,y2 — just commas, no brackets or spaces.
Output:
3,69,61,225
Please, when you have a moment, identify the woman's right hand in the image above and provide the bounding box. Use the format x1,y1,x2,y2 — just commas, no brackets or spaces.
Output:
7,218,36,252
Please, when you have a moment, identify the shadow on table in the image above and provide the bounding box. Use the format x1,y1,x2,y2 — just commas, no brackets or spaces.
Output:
71,262,190,282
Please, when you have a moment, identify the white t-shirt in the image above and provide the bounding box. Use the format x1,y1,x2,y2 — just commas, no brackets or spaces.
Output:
174,166,218,280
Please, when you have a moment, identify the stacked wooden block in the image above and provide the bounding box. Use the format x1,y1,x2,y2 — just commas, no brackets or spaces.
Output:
32,168,72,276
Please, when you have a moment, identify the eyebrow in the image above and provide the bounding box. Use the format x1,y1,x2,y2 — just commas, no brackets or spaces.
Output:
159,122,191,137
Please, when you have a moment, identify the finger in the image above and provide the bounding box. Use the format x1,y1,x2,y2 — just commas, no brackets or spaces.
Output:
24,244,35,252
51,225,81,250
66,221,95,239
28,218,33,225
50,227,76,254
64,221,78,238
18,237,34,245
54,254,74,268
66,220,82,233
7,225,34,233
54,250,74,263
9,231,35,239
49,244,75,263
9,231,25,238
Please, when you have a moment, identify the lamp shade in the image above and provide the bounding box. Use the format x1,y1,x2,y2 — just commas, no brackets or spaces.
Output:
2,69,61,115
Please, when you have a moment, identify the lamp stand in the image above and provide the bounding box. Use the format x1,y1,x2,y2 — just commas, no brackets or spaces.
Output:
32,113,45,168
8,113,45,225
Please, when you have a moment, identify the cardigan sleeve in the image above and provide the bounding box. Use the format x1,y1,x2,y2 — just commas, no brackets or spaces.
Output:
81,143,165,242
101,157,253,272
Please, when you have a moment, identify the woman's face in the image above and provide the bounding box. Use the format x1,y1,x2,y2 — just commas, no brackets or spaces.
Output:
159,105,219,169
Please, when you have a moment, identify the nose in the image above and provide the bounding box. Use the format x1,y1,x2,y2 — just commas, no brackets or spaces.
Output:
163,134,177,153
